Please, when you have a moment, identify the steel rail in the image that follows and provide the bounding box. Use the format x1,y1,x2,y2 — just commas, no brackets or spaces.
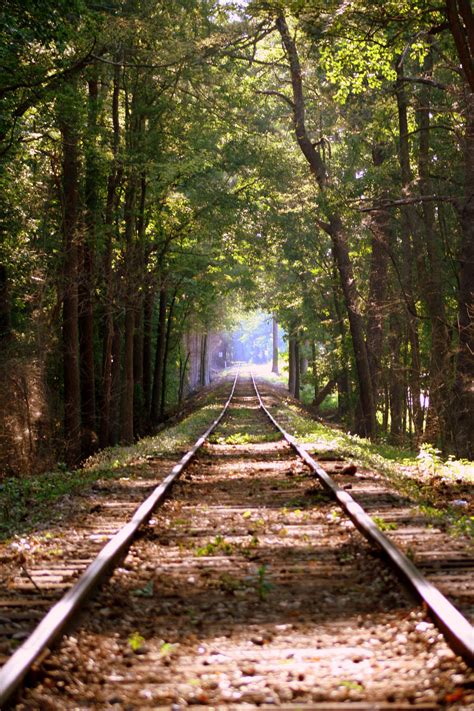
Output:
0,370,240,708
251,373,474,667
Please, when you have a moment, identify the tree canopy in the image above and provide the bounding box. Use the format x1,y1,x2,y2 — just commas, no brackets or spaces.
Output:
0,0,472,472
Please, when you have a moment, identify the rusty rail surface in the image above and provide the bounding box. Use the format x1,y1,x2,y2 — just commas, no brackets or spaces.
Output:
251,372,473,667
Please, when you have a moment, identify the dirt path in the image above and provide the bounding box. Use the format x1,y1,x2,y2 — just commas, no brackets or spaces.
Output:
14,378,472,709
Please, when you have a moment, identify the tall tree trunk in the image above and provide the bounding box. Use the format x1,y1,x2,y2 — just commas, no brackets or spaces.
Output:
416,43,450,444
79,75,98,455
120,174,137,444
0,264,11,340
151,286,167,424
395,62,424,438
445,0,474,92
276,14,375,436
200,333,208,387
110,318,122,445
133,174,147,434
294,337,300,400
160,292,177,420
311,340,319,402
388,312,404,442
142,284,155,429
366,144,391,414
179,350,190,403
100,61,122,448
288,334,296,395
328,216,375,435
272,316,279,374
452,93,474,457
59,101,81,465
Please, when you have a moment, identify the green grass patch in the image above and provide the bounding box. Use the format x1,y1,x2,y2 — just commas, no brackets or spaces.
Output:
267,397,473,539
0,392,228,541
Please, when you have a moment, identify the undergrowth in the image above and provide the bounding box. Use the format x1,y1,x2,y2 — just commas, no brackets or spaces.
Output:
269,398,473,540
0,391,228,541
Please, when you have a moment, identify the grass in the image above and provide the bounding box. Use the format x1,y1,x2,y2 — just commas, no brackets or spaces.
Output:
0,391,228,541
266,395,473,540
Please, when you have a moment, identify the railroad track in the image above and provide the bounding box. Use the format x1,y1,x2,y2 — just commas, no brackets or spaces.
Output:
0,371,473,708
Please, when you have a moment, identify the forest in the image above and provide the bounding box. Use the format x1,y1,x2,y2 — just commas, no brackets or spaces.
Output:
0,0,472,474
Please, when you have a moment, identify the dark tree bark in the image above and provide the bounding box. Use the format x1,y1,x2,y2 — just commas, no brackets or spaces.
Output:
416,44,451,444
313,378,337,409
99,61,122,448
200,333,208,387
288,334,296,395
110,318,122,445
179,350,190,403
395,62,424,437
452,94,474,457
294,337,300,400
272,316,279,374
311,340,319,402
276,13,375,436
151,286,167,424
160,291,177,420
366,144,391,413
0,264,12,340
445,0,474,92
133,174,147,434
79,75,98,455
60,106,82,465
120,173,137,444
142,284,155,428
388,312,404,441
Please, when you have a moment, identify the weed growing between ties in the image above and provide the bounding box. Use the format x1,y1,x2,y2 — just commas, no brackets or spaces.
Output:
0,395,227,541
267,398,473,540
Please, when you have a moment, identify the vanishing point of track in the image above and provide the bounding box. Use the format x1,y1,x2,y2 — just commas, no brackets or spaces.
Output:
0,370,472,708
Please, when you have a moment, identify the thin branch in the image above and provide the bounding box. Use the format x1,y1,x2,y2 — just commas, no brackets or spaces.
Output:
358,194,458,212
256,89,295,108
398,75,448,90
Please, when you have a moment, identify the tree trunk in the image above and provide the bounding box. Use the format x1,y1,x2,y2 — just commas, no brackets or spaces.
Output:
160,292,177,419
272,316,279,374
416,43,450,444
0,264,12,340
179,350,190,403
288,335,296,395
366,144,391,413
313,378,337,409
388,312,404,442
294,337,300,400
133,174,147,434
60,104,81,465
142,285,155,428
452,94,474,457
120,174,137,444
276,14,375,436
200,333,208,386
328,216,375,436
110,318,122,445
150,286,167,424
311,340,318,402
79,75,99,455
99,61,122,448
395,62,424,438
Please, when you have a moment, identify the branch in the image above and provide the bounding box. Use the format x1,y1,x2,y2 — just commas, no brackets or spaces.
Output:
221,51,287,69
358,194,458,212
445,0,474,91
398,75,448,90
256,89,294,108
